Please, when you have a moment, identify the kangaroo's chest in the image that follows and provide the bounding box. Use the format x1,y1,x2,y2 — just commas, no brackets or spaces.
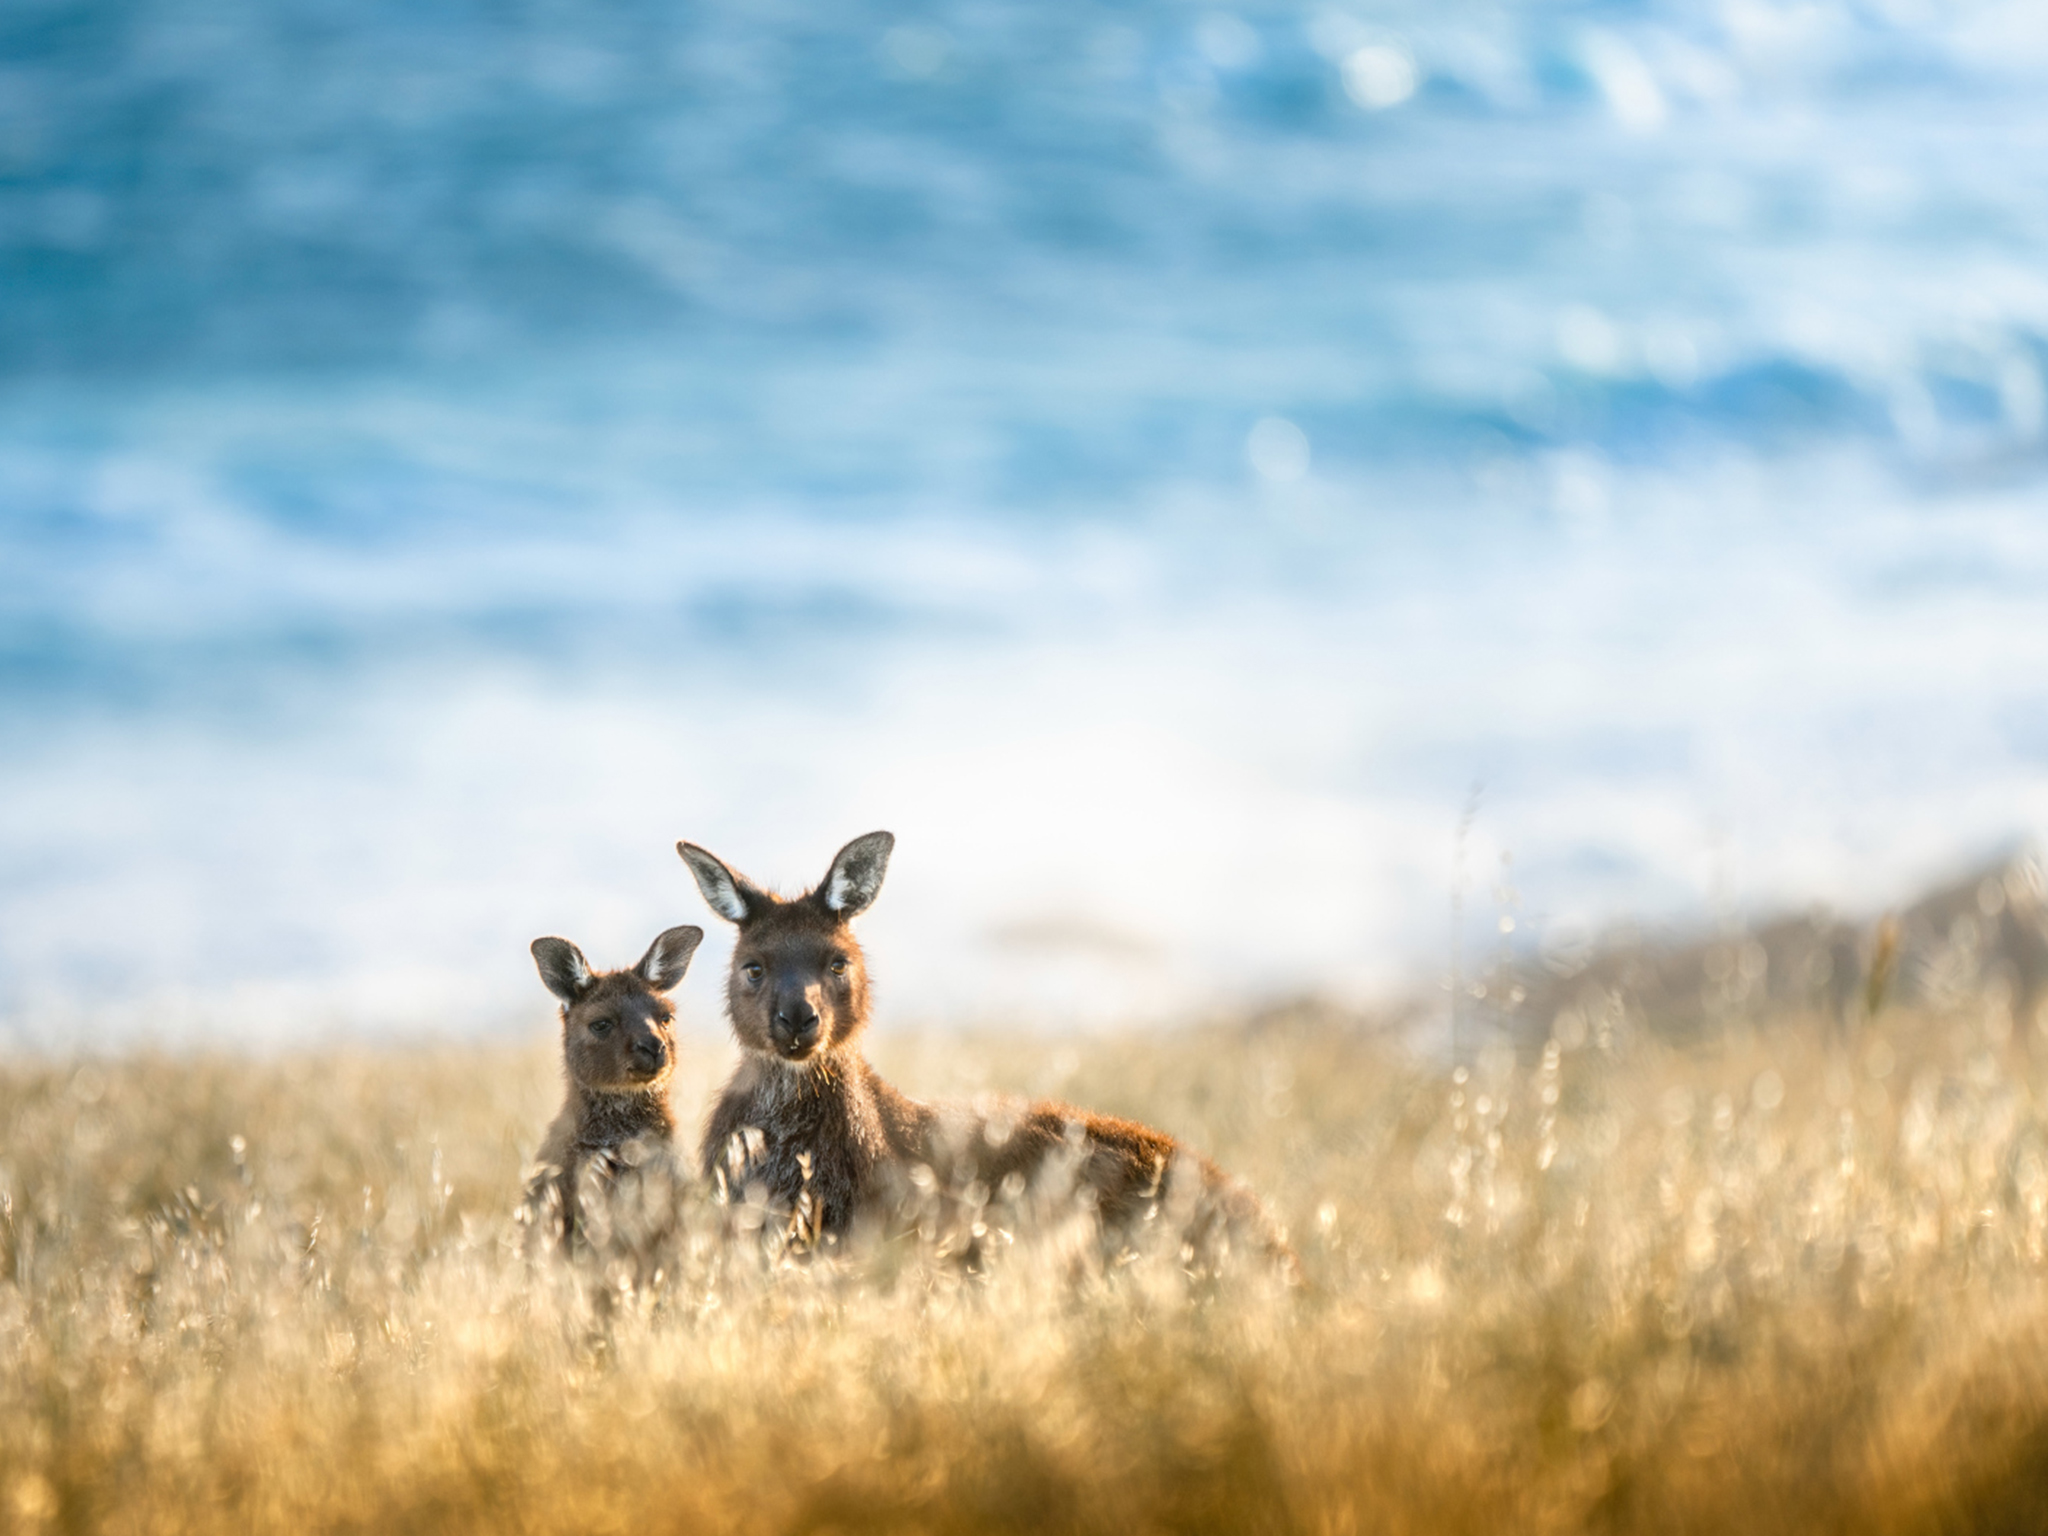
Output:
712,1076,885,1230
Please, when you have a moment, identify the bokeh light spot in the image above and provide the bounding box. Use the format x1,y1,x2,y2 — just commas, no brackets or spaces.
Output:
1343,45,1418,110
1247,417,1312,482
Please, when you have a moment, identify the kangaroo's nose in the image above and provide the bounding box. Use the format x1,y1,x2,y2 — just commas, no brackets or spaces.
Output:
630,1035,667,1070
773,1004,821,1055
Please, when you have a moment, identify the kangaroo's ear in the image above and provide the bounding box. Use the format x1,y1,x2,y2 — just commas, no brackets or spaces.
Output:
636,925,704,992
677,842,762,924
820,830,895,917
531,937,594,1004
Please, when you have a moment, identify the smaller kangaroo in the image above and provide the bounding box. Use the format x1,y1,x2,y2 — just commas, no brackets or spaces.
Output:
678,832,1290,1272
524,925,703,1247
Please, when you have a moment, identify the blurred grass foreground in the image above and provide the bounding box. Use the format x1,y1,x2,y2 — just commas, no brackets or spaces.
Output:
8,984,2048,1535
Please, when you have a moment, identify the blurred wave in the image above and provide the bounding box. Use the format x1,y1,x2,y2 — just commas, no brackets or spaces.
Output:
10,0,2047,452
4,0,2048,1039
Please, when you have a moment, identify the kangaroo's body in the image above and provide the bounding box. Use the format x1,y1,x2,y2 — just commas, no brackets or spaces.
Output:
680,832,1288,1267
524,925,702,1246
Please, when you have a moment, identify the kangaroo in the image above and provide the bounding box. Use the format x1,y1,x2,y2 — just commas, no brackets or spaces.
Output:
524,925,703,1247
677,832,1290,1272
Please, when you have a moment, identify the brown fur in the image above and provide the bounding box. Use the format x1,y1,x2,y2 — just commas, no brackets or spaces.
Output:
680,833,1290,1270
524,925,701,1246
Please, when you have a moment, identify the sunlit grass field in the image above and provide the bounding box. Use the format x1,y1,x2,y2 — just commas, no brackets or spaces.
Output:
6,996,2048,1534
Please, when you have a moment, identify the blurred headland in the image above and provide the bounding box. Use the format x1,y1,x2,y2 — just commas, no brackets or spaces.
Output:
1414,848,2048,1062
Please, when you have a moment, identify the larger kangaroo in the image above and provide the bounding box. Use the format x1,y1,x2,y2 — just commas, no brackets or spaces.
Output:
678,832,1288,1270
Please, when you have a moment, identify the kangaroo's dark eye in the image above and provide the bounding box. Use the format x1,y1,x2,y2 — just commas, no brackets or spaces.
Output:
589,1018,614,1038
829,958,849,977
742,962,764,982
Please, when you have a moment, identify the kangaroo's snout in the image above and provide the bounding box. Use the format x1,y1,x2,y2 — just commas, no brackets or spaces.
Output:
628,1029,669,1078
771,995,822,1059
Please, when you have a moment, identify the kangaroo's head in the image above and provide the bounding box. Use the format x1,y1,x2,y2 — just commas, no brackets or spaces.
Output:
530,926,703,1094
676,831,894,1067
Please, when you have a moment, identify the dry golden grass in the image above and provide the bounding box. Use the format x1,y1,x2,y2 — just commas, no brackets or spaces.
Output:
6,999,2048,1534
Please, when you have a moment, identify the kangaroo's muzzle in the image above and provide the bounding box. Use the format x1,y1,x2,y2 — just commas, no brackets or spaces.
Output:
627,1033,669,1080
771,1002,821,1059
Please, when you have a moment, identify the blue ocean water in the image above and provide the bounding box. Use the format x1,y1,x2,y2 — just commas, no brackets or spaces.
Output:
4,0,2048,1040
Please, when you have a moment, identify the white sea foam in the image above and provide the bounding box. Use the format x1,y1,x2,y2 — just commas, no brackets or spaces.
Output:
4,434,2046,1045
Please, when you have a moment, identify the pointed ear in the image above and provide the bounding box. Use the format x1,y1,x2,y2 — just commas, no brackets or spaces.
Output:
531,937,594,1004
677,842,762,924
636,925,703,992
821,830,895,917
